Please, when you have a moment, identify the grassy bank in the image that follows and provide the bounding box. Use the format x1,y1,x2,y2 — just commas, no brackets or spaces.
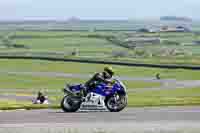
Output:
0,73,161,90
0,59,200,80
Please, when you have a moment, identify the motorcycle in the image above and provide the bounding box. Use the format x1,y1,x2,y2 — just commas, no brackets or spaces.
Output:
60,79,127,112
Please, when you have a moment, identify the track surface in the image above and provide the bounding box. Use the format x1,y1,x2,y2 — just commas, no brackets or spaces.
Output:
1,107,200,124
1,107,200,132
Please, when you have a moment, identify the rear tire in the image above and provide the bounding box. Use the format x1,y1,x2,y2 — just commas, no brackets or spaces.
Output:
61,95,82,112
105,94,127,112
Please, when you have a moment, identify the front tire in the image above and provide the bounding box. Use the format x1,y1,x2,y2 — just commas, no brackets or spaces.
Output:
61,95,82,112
105,94,127,112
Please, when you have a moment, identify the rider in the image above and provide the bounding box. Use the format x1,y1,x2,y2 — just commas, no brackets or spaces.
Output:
84,66,115,94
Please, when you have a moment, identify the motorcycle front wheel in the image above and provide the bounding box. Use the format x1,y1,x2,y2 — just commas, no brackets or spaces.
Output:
105,94,127,112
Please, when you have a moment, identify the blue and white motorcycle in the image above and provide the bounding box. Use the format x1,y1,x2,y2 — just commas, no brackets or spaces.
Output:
61,79,127,112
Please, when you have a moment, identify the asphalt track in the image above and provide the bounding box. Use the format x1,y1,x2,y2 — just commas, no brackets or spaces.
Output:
1,107,200,133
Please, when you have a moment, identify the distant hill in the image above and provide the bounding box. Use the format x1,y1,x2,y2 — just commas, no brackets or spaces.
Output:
67,17,81,22
160,16,192,22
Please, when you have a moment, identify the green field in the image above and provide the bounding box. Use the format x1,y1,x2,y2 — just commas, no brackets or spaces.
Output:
13,37,126,57
1,30,200,65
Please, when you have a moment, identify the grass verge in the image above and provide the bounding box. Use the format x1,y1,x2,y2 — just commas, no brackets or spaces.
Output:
2,87,200,110
0,100,59,110
128,87,200,107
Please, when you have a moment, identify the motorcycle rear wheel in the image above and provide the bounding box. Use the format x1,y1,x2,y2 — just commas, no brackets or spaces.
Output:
61,95,82,112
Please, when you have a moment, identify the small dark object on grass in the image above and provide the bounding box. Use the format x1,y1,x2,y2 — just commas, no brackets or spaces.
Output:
156,73,161,80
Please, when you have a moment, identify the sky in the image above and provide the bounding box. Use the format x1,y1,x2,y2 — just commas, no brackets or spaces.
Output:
0,0,199,20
